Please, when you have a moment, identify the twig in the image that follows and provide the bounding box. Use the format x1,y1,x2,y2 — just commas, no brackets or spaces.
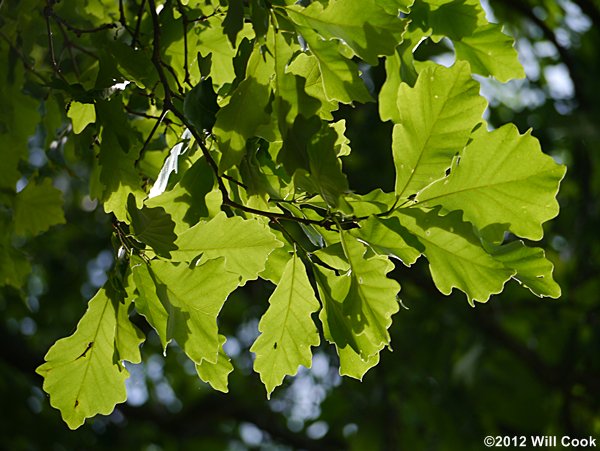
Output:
222,174,248,189
148,0,173,104
119,0,126,26
43,4,63,78
176,0,192,87
161,60,185,94
49,10,118,37
136,108,168,165
146,0,358,231
132,0,146,48
54,20,81,79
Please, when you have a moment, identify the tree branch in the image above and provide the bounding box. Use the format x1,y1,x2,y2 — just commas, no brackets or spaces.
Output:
49,10,118,37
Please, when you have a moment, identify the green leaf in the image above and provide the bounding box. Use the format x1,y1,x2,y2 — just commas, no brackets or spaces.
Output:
36,285,141,429
395,208,515,304
490,241,561,299
127,194,177,258
0,244,31,289
13,179,66,237
115,282,145,364
379,31,423,122
251,254,320,397
93,99,145,220
286,52,339,119
131,255,170,349
393,61,487,198
409,0,484,42
313,242,350,272
278,115,321,173
337,347,380,380
108,40,157,89
270,29,321,130
375,0,414,14
293,124,349,207
417,124,566,241
455,24,525,82
285,0,406,65
145,159,215,235
133,258,240,364
354,215,423,266
380,47,406,123
184,80,219,132
342,189,397,217
222,0,244,47
67,101,96,134
172,212,283,283
195,335,234,393
294,31,373,105
259,245,292,284
331,120,351,156
214,46,273,171
314,265,381,380
338,231,400,352
196,16,241,89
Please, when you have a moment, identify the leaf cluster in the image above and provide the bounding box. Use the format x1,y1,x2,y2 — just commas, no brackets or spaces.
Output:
0,0,565,428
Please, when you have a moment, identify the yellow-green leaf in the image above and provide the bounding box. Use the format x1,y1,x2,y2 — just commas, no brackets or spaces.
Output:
251,254,320,397
36,285,142,429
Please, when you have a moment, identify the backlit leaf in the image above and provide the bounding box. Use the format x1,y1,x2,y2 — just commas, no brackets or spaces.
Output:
455,24,525,82
214,46,273,171
409,0,484,42
285,0,406,65
36,285,141,429
338,231,401,352
251,254,320,397
127,194,177,258
417,124,566,240
67,101,96,134
196,335,234,393
490,241,561,298
13,179,65,237
134,258,240,365
395,208,515,304
289,30,373,105
172,212,283,282
354,215,423,266
393,61,487,198
314,265,382,380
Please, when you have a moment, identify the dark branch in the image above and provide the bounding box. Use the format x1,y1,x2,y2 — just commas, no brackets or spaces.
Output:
146,0,358,231
136,108,168,166
132,0,147,48
49,10,118,37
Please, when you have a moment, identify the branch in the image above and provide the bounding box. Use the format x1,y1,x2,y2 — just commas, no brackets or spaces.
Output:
176,0,192,87
43,4,63,78
136,108,168,166
147,0,173,105
49,10,118,37
132,0,147,48
146,0,358,231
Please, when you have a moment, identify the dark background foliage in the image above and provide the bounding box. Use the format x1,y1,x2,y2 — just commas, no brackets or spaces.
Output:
1,1,599,449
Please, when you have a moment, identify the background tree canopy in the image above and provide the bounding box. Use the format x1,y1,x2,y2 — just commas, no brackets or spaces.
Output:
0,0,597,449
